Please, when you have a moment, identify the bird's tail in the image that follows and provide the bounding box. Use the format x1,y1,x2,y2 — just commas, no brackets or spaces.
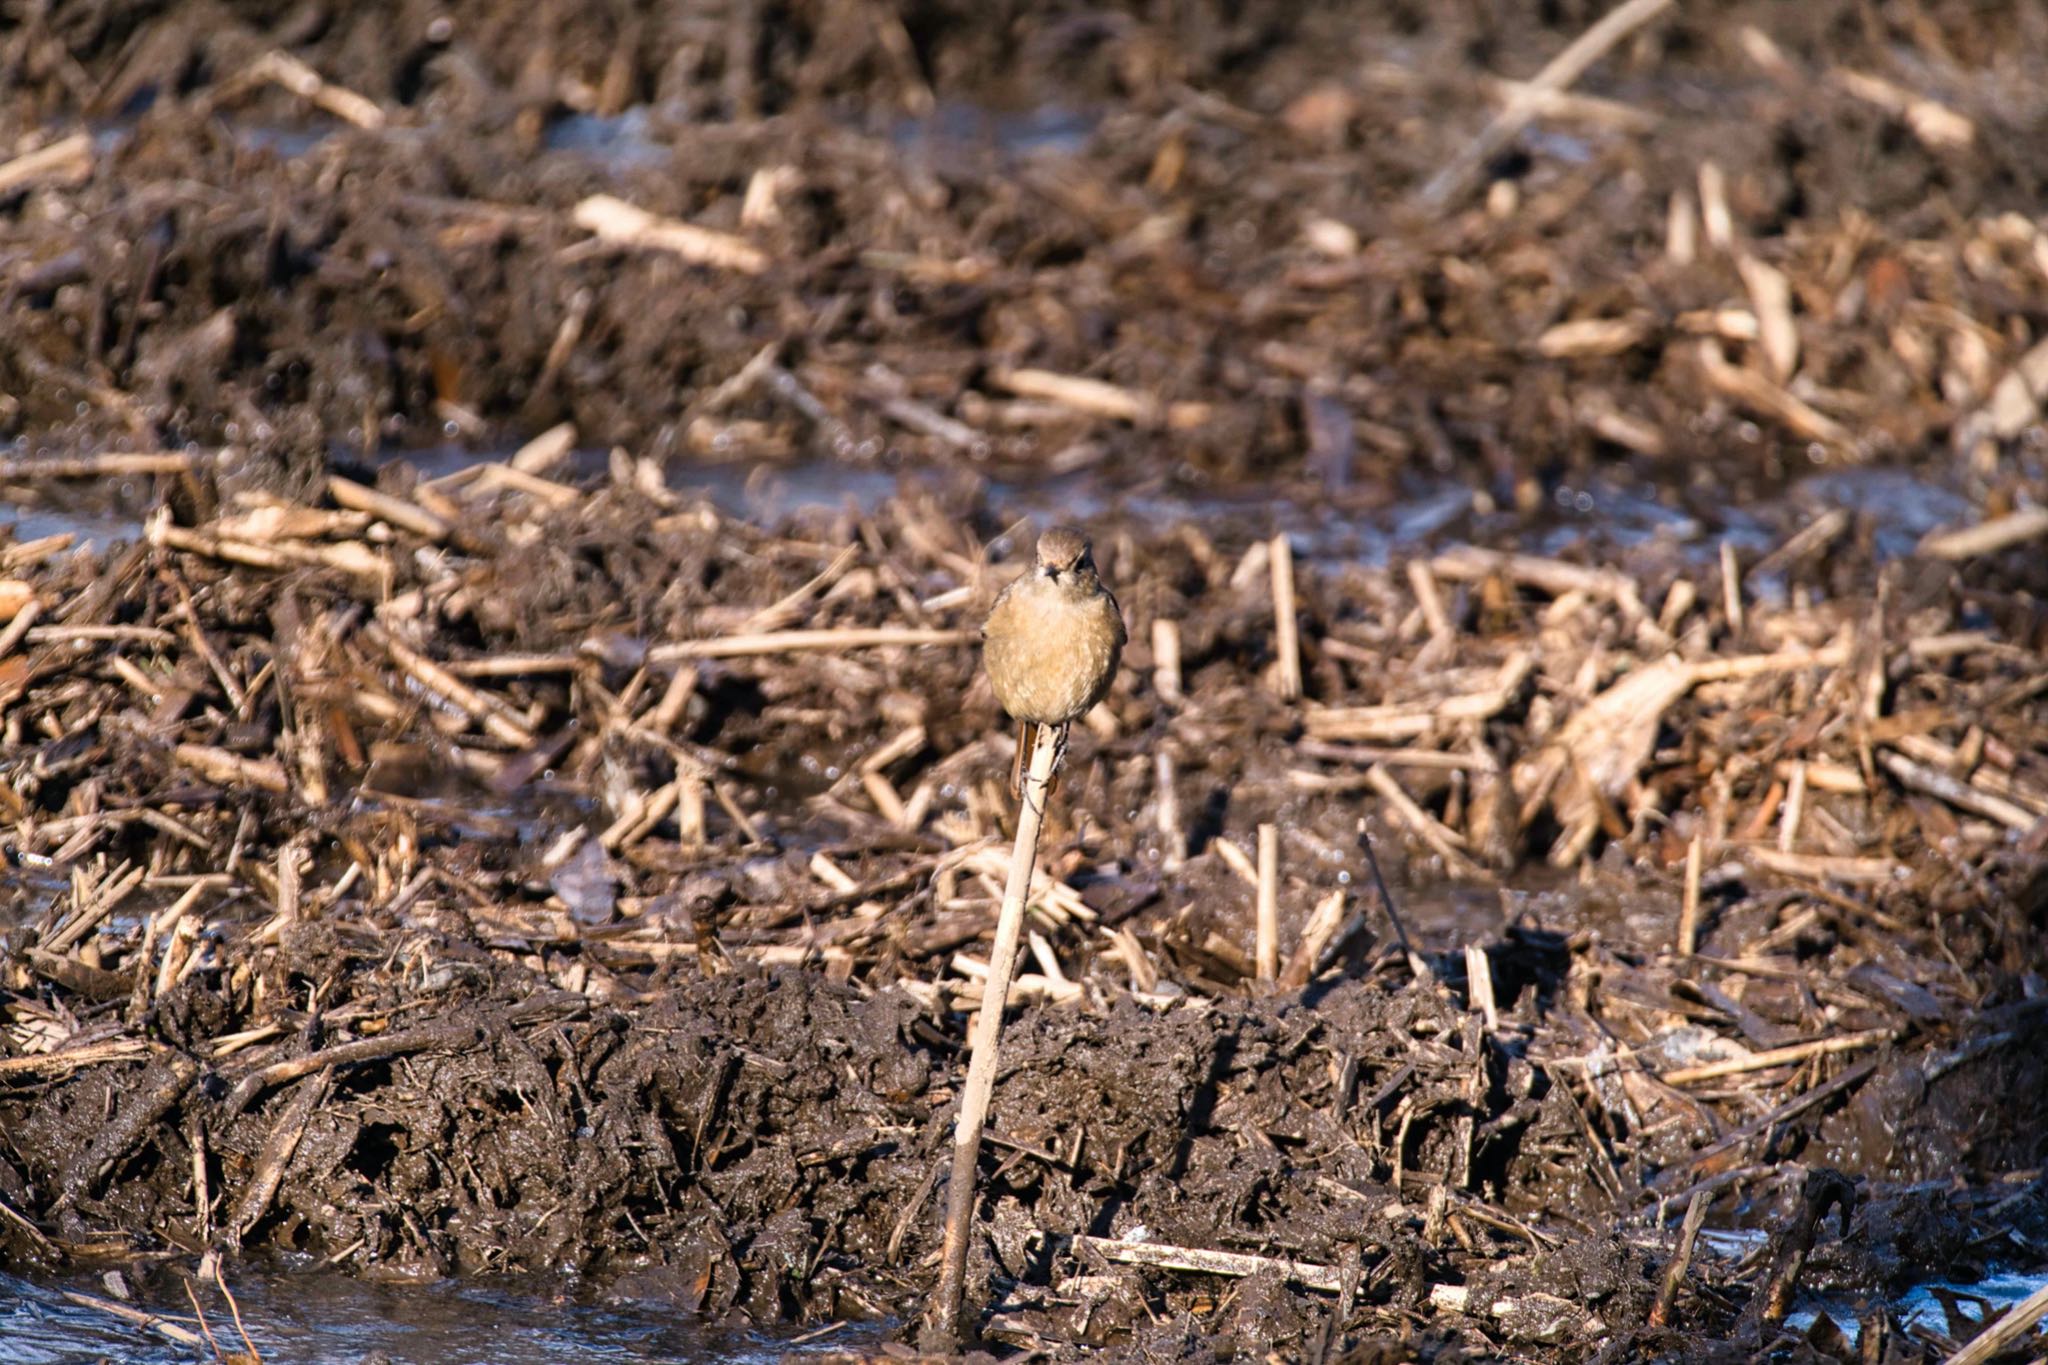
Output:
1009,719,1031,798
1009,721,1069,801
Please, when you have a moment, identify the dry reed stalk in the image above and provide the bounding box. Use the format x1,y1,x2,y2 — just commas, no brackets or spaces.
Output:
1280,889,1348,990
1648,1190,1711,1328
929,722,1063,1348
1831,69,1974,150
650,626,968,660
572,194,769,274
1719,540,1745,637
1778,760,1808,852
1696,338,1849,446
1879,752,2035,830
1746,847,1897,883
1942,1279,2048,1365
510,422,577,473
1536,316,1652,359
0,597,42,657
987,367,1211,430
1678,833,1704,956
1271,535,1303,700
328,476,451,543
1666,187,1697,264
0,451,191,478
1411,0,1674,210
1365,765,1485,879
1699,161,1732,249
59,1290,204,1348
1255,823,1280,985
244,50,386,128
0,132,92,196
1661,1027,1893,1084
362,624,533,746
1214,836,1260,887
151,520,388,579
1920,508,2048,560
172,744,289,795
1061,1233,1345,1292
1156,751,1187,870
1464,945,1498,1029
1152,618,1183,704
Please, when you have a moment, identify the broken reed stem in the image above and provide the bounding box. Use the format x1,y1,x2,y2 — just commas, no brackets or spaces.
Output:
1719,541,1745,637
1255,823,1280,986
328,475,450,543
1942,1278,2048,1365
1649,1189,1711,1328
0,451,192,479
1464,944,1498,1029
1921,507,2048,560
1152,618,1183,704
1678,832,1704,956
1662,1027,1893,1085
0,132,93,197
1411,0,1675,210
1156,750,1186,870
650,626,969,661
1270,534,1302,701
1778,760,1808,852
930,721,1063,1349
1061,1233,1344,1293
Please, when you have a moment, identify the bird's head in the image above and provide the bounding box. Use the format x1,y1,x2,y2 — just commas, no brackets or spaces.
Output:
1035,525,1096,586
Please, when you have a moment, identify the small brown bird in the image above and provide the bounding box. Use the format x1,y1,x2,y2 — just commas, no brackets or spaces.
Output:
982,525,1126,794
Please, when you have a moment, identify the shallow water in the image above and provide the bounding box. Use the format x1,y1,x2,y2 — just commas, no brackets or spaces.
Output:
0,1267,874,1365
0,502,146,551
1786,1268,2048,1347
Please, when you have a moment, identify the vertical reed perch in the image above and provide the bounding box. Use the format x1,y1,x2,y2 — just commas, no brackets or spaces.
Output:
932,523,1123,1347
929,722,1062,1346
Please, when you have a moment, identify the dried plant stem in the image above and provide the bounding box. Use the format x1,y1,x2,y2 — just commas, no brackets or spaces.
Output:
1678,832,1704,955
1062,1233,1345,1293
1255,823,1280,985
929,721,1062,1348
1412,0,1675,210
0,132,92,197
1271,534,1302,700
1464,944,1498,1029
1662,1027,1893,1085
1156,750,1186,870
1942,1278,2048,1365
651,626,968,661
1152,618,1183,704
1649,1190,1711,1328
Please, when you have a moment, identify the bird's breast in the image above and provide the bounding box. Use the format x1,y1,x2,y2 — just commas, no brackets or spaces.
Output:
982,584,1123,725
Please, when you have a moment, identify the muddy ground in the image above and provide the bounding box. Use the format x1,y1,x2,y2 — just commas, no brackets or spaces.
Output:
5,1,2048,1361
